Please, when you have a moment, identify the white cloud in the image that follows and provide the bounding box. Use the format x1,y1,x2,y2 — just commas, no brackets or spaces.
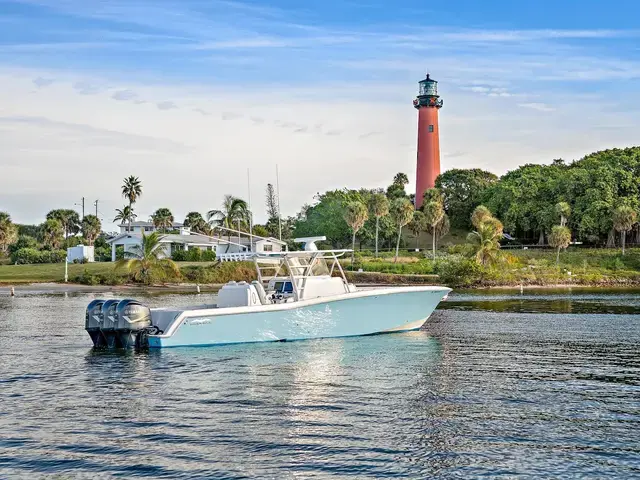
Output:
517,102,556,112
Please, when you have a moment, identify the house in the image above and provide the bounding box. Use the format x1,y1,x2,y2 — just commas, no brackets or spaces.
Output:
118,221,187,235
106,230,287,261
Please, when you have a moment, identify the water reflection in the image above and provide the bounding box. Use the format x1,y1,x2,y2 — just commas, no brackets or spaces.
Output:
0,291,639,477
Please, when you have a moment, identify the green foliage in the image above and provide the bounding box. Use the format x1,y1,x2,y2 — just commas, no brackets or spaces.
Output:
434,255,484,287
0,212,18,254
9,235,38,255
113,205,136,226
181,262,257,284
467,208,504,266
46,209,80,238
208,195,250,231
548,225,572,264
122,175,143,206
11,248,67,264
81,214,101,246
172,248,217,262
39,218,64,249
151,207,174,232
116,232,180,284
390,197,415,261
435,168,498,229
184,211,209,234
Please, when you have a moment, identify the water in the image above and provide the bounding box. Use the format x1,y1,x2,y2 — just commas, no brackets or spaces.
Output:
0,289,639,478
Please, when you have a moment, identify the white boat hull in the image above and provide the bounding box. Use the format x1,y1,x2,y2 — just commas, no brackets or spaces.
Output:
147,286,450,348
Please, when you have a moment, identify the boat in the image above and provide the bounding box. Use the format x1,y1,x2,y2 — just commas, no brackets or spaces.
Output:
84,237,451,349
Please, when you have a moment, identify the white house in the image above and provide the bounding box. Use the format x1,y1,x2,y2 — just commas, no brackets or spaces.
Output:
118,221,187,235
106,230,286,261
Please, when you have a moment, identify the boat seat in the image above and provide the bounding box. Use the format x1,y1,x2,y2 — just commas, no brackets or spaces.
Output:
252,281,269,305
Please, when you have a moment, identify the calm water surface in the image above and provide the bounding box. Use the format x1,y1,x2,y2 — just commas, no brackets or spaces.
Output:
0,289,638,478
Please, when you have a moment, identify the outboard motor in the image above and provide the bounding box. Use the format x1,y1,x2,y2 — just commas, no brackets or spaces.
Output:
115,299,152,349
85,299,105,347
100,299,120,349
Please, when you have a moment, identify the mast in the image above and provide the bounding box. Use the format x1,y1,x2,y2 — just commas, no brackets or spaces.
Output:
276,164,282,240
247,168,253,252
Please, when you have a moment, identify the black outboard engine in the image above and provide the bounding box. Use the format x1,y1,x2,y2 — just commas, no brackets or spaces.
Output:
100,299,120,349
85,299,105,347
115,299,152,348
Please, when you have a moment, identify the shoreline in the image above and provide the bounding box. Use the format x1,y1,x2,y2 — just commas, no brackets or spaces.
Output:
3,281,640,295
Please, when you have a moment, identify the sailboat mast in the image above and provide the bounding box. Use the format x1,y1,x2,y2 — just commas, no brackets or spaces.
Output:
247,168,253,251
276,164,282,241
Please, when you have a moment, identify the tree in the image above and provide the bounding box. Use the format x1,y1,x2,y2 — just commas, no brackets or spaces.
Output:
0,212,18,254
467,215,503,266
408,210,427,250
368,193,390,257
386,172,409,199
471,205,493,229
612,205,637,255
252,225,270,238
343,201,369,265
46,209,80,239
435,169,498,229
113,206,137,228
151,208,174,232
265,183,280,238
121,175,143,231
116,232,180,285
40,219,64,250
555,202,571,227
548,225,572,264
423,200,445,259
183,212,209,234
390,197,414,262
81,215,101,246
208,195,249,251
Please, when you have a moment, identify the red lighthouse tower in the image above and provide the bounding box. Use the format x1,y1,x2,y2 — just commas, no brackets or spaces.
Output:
414,74,443,208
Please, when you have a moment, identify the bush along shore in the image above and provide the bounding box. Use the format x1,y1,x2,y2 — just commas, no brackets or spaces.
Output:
2,247,640,289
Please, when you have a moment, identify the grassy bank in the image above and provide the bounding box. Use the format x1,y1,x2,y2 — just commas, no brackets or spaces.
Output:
1,247,639,288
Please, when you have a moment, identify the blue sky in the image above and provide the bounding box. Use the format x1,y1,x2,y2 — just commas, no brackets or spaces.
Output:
1,0,640,226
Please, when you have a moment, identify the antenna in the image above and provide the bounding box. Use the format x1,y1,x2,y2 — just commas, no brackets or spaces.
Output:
276,164,282,241
74,197,85,219
247,168,253,251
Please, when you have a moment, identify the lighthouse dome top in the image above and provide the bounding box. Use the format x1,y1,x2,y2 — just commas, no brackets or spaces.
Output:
418,74,438,96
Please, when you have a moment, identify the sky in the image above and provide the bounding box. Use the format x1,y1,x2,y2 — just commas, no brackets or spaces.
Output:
1,0,640,229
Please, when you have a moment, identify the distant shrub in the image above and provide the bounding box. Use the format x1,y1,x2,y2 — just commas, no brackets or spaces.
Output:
434,255,484,287
9,236,38,256
11,248,67,264
172,250,188,261
180,261,256,284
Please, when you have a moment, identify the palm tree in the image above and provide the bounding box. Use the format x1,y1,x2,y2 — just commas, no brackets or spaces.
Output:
343,201,368,265
423,200,445,259
555,202,571,227
368,193,389,257
408,210,427,250
548,225,571,264
390,197,414,262
184,212,209,234
0,212,18,254
116,232,180,285
208,195,249,251
613,205,637,255
113,206,137,230
121,175,143,231
471,205,492,229
40,219,64,250
151,208,174,232
81,214,101,246
46,209,80,239
467,217,503,266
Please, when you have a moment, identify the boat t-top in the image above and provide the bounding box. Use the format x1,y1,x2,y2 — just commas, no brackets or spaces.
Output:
85,237,451,348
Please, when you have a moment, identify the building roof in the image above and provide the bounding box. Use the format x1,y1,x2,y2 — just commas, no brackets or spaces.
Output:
107,232,239,246
118,221,184,228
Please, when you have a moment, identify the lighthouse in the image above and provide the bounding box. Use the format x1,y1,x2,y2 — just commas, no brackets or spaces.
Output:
413,74,443,208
